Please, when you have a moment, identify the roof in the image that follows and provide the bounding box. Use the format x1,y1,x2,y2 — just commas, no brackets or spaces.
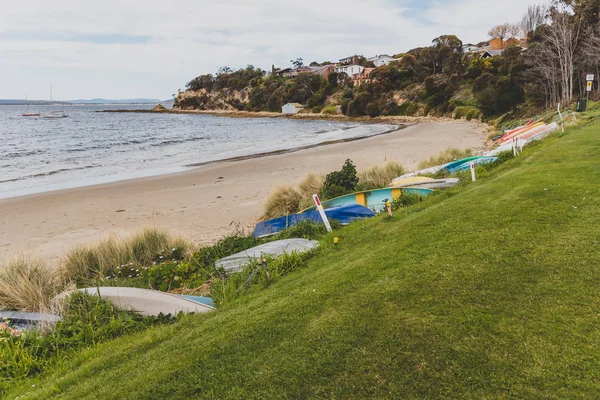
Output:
285,103,304,107
481,50,503,58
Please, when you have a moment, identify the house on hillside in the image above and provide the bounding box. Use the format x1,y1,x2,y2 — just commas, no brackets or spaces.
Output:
282,103,304,114
274,66,313,78
339,55,362,65
309,64,336,78
367,54,399,67
480,50,503,59
335,64,365,77
352,68,376,86
461,44,481,53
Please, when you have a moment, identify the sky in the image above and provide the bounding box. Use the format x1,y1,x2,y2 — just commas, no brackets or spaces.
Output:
0,0,547,100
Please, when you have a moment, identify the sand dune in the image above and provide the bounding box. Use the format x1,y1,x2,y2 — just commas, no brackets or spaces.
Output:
0,120,487,265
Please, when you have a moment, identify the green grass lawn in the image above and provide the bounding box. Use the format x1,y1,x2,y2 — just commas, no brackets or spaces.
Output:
10,117,600,399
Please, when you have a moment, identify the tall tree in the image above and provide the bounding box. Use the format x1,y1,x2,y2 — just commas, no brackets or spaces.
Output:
521,5,548,35
489,23,512,48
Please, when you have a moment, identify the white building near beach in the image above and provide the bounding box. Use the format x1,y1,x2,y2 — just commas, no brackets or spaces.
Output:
367,54,399,67
282,103,304,114
334,65,364,77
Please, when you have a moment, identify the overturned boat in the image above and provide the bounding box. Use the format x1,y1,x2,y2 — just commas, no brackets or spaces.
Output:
216,238,319,273
56,287,215,317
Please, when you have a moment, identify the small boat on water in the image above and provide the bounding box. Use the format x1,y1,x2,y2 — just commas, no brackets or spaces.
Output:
42,110,68,119
56,287,215,317
216,239,319,273
22,113,40,117
254,204,375,238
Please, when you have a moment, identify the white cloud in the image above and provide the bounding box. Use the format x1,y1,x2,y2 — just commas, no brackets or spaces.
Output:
0,0,547,99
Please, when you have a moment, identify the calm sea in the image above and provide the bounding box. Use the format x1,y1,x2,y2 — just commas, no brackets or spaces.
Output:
0,105,399,199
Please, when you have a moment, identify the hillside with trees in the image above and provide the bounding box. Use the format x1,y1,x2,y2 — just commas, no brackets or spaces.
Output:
174,2,599,120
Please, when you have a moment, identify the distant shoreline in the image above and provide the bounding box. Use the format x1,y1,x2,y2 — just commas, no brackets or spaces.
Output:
100,108,462,124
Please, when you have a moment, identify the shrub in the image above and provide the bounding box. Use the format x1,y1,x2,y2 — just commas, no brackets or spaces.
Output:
321,159,359,200
298,173,324,199
357,162,405,190
311,105,323,113
391,193,425,211
322,105,338,115
417,148,474,169
261,185,302,220
61,228,191,285
397,101,419,116
0,258,62,312
454,106,482,120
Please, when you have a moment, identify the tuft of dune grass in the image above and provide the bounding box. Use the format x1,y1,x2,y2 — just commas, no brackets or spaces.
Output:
0,257,63,312
297,173,324,198
261,185,302,221
417,148,473,170
61,228,191,284
358,161,405,190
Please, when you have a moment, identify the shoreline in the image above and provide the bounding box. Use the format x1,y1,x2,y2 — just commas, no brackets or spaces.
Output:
0,120,488,266
101,108,468,125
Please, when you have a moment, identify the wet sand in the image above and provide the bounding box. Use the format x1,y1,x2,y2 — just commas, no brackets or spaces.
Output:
0,120,487,266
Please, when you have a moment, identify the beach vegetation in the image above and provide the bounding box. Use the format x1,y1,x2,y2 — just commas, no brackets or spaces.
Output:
322,105,338,115
417,147,474,169
0,257,63,313
297,173,324,199
453,106,482,120
61,228,191,285
261,185,302,220
321,159,359,200
357,161,405,190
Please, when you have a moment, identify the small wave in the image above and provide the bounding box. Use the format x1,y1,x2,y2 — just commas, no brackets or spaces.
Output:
149,136,206,147
2,149,45,159
0,165,100,184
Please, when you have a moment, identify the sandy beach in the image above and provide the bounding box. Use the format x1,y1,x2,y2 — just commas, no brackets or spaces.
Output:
0,120,487,265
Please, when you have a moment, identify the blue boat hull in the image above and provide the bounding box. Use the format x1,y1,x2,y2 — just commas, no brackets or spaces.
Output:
253,204,376,238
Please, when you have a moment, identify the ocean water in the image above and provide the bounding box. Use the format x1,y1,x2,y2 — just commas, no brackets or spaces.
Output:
0,105,399,199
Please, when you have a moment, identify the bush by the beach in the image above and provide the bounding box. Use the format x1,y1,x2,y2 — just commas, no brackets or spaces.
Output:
417,148,474,170
61,228,191,284
0,258,62,312
453,106,482,121
298,173,324,198
261,185,302,220
0,292,176,393
322,105,338,115
357,162,405,190
321,159,359,200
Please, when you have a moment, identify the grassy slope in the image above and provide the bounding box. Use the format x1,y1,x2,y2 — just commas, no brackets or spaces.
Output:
12,120,600,399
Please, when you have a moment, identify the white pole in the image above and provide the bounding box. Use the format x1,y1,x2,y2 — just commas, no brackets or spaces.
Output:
470,162,476,182
312,194,332,233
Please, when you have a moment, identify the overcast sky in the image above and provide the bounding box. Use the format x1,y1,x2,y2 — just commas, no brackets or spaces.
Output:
0,0,545,100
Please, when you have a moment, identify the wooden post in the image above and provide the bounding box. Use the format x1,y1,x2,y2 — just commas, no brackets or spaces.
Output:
470,162,476,182
261,258,271,282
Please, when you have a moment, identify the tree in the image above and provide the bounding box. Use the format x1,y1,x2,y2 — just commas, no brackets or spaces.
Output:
217,66,233,75
321,159,359,200
291,58,304,68
489,23,512,48
521,5,548,35
553,0,600,26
